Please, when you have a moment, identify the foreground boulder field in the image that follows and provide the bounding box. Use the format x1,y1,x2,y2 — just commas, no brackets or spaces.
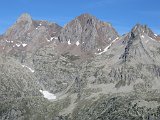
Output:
1,13,160,120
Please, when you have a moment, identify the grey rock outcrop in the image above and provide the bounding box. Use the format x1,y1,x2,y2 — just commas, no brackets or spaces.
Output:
1,13,62,65
33,43,78,93
0,55,41,101
58,13,119,53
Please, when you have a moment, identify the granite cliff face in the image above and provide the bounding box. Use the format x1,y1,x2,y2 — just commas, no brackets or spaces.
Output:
58,14,118,53
1,13,160,120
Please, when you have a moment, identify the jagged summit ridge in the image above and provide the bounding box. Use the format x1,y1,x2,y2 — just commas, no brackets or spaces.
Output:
131,24,155,37
75,13,98,26
17,13,32,23
58,13,119,52
119,24,158,63
5,13,33,39
0,13,62,64
1,13,160,120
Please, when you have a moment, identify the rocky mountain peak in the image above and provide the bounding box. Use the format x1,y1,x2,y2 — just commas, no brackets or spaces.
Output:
130,24,154,37
1,13,62,63
120,24,158,63
59,13,118,53
75,13,113,29
5,13,33,38
17,13,32,24
77,13,94,18
76,13,97,22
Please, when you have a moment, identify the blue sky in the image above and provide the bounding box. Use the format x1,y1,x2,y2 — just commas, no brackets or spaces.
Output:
0,0,160,35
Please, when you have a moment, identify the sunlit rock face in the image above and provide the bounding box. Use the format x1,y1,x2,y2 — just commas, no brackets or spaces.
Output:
58,13,119,53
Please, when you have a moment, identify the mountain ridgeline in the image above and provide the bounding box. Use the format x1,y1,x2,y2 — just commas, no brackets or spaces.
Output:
1,13,160,120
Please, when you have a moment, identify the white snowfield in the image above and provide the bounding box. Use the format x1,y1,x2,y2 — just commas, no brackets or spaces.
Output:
15,42,28,47
76,41,80,46
47,39,51,42
141,34,157,42
39,90,56,100
6,40,13,43
141,35,144,38
98,37,119,55
98,49,101,51
22,43,27,47
52,37,58,40
154,34,158,37
47,37,58,42
6,40,10,43
21,65,35,73
16,43,21,47
68,39,71,45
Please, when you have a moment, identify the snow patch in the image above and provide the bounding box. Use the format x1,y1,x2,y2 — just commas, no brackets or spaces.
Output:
22,43,27,47
149,36,157,42
47,39,51,42
39,90,56,100
51,37,54,41
5,40,9,42
6,40,13,43
22,65,35,73
68,39,71,45
16,43,21,47
98,37,119,55
52,37,58,40
141,35,144,38
98,44,111,55
141,35,157,42
76,41,80,46
98,49,101,51
48,37,58,42
15,43,27,47
154,34,158,37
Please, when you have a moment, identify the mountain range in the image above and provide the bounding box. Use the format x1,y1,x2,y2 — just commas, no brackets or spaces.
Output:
1,13,160,120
